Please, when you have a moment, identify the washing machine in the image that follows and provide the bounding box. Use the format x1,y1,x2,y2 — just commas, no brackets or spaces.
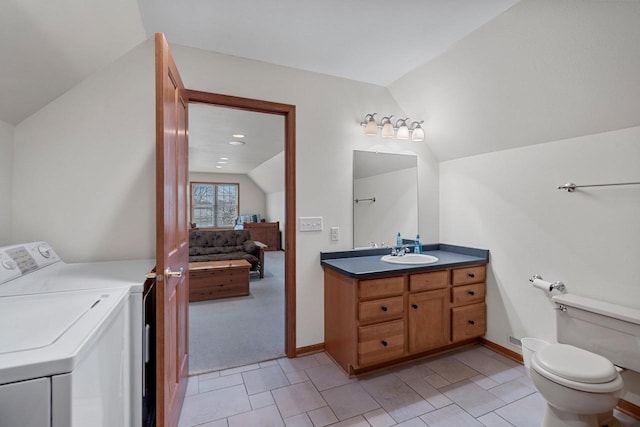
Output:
0,242,155,427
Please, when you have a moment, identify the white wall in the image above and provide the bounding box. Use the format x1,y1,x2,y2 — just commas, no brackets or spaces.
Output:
249,151,285,247
389,0,640,162
13,43,156,262
0,120,14,245
354,168,418,248
11,40,440,347
440,127,640,405
189,172,266,222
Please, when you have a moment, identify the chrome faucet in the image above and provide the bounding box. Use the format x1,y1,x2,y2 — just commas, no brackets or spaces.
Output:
390,245,410,256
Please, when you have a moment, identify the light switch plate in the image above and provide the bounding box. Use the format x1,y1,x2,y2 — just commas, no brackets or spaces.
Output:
299,216,323,232
330,227,340,241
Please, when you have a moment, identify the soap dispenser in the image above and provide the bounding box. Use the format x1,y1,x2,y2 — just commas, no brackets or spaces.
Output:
396,232,402,247
414,234,422,254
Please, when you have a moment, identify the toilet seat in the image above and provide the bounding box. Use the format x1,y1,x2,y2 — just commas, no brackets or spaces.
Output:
531,344,623,393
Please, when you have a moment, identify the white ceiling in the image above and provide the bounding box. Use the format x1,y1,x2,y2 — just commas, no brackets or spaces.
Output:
189,104,284,174
0,0,518,126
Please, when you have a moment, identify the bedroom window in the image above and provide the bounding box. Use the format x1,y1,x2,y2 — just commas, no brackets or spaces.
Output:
190,182,239,228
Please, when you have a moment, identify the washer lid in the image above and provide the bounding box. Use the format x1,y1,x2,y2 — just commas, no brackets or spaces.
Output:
534,344,617,384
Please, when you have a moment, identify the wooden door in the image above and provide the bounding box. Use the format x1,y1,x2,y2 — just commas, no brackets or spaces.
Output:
408,289,450,353
155,33,189,427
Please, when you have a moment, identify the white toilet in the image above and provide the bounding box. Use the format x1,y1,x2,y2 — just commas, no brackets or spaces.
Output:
526,293,640,427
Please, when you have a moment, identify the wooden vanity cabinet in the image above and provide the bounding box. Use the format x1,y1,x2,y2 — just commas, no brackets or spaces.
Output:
451,265,487,343
324,263,487,375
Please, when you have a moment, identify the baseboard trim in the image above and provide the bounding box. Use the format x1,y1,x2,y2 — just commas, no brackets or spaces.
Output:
479,338,640,421
478,337,523,363
295,343,325,356
617,399,640,420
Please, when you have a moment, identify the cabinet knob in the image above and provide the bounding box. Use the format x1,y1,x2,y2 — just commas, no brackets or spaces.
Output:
468,273,475,278
468,320,476,325
381,306,388,312
411,304,418,309
381,340,388,347
467,291,475,296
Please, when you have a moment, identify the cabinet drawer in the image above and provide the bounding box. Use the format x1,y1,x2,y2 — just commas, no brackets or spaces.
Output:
451,303,486,342
359,276,404,300
452,265,486,286
451,283,485,307
409,270,448,292
359,296,404,323
358,320,405,367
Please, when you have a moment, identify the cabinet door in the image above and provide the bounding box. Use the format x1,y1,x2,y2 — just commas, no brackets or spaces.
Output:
408,289,450,353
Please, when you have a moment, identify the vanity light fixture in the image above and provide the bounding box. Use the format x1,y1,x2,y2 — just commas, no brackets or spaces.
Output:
380,116,394,138
232,133,245,138
395,118,410,140
216,161,228,164
360,113,426,141
410,121,425,142
229,140,246,146
362,113,379,136
216,165,223,169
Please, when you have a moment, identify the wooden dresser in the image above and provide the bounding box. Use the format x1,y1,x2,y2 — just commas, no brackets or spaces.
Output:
244,222,280,251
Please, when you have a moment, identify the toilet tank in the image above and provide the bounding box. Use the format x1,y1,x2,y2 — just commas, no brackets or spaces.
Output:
553,294,640,372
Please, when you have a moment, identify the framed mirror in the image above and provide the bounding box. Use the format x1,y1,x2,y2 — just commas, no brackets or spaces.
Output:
353,150,418,249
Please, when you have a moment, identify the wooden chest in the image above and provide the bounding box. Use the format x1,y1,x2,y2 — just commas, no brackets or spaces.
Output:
188,260,251,301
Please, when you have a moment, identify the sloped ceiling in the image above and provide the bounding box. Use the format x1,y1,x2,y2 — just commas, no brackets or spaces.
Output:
1,0,519,126
0,0,146,125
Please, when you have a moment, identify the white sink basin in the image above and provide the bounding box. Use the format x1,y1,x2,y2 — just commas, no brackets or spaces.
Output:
380,254,439,265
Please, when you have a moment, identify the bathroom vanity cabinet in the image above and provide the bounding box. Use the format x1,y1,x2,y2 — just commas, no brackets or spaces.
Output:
323,262,487,375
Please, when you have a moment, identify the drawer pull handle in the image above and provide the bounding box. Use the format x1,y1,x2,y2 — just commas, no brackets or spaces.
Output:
468,273,475,278
467,291,475,296
411,304,418,309
468,320,476,325
381,306,388,312
381,340,388,347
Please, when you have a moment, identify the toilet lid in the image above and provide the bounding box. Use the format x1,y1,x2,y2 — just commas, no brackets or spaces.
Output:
534,344,617,384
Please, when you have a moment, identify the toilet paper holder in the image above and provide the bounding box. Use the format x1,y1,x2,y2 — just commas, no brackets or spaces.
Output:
529,274,566,292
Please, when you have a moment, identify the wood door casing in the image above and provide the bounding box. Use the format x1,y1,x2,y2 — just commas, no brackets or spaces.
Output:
155,33,189,427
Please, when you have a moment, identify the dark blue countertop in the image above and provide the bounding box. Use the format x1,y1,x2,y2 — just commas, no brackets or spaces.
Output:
320,244,489,279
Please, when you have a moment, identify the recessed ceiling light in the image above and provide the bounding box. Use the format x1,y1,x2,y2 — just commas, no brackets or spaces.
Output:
219,157,229,160
232,133,245,138
229,141,246,146
216,161,228,164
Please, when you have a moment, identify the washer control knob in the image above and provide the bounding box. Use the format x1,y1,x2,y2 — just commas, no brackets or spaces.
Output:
1,253,17,270
37,243,51,258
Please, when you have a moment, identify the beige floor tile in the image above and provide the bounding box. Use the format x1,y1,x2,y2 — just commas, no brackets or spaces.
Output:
425,357,480,383
477,412,514,426
242,365,290,395
228,405,284,427
305,362,353,391
250,390,276,409
402,376,452,409
178,384,251,427
419,404,484,427
440,380,507,417
284,413,314,427
321,382,380,421
328,416,371,427
272,381,327,419
494,393,546,427
199,372,244,393
423,373,451,389
307,406,338,426
363,408,396,427
487,378,535,404
360,373,434,423
278,355,320,373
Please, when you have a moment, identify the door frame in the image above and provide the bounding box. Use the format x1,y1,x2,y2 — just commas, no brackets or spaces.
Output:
186,89,296,357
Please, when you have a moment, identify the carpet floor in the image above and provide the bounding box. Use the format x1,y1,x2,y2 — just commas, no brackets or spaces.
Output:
188,251,285,374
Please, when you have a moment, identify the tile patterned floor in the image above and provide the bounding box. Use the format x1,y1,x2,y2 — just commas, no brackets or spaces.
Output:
178,345,640,427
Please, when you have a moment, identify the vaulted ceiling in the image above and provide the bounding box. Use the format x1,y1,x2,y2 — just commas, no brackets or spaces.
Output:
1,0,518,126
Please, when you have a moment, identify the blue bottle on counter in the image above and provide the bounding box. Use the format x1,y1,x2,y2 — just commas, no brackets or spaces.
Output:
396,232,402,247
414,234,422,253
